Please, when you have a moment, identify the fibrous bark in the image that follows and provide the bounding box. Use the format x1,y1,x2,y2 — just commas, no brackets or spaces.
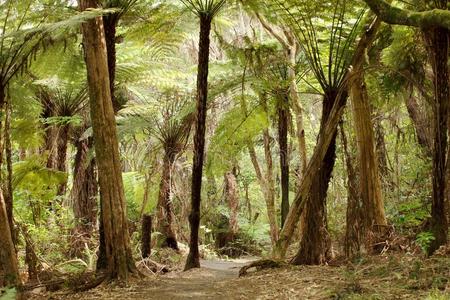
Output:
0,192,20,287
141,214,152,258
79,0,135,280
425,25,449,254
224,170,239,238
404,86,433,157
185,13,213,271
273,17,381,260
278,92,290,227
291,91,338,265
350,68,387,249
340,122,362,258
156,153,178,250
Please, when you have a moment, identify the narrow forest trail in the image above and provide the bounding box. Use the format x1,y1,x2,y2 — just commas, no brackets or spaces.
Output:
41,255,450,299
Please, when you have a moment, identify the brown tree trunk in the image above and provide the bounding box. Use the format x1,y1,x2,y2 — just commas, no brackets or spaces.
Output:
263,128,279,244
56,125,70,196
288,44,308,178
71,135,98,229
350,70,387,249
185,14,212,271
39,92,58,169
274,17,381,261
3,97,14,241
103,14,121,113
404,85,433,157
224,170,239,238
0,87,20,288
373,113,390,178
0,192,20,288
241,93,278,245
340,122,362,258
141,214,152,258
79,0,135,280
291,91,339,265
426,26,449,254
278,92,290,227
156,153,178,250
70,133,98,257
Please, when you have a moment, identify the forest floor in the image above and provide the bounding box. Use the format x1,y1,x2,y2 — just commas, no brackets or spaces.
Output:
27,254,450,299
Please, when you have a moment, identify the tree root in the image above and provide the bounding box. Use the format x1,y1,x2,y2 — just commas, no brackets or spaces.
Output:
239,259,286,277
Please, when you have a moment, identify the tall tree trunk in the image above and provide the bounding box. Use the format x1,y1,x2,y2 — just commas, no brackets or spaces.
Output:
278,92,290,227
141,214,152,258
79,0,135,280
70,133,98,257
426,26,449,254
274,18,380,259
103,14,120,113
41,100,58,169
241,93,278,245
288,44,308,177
97,7,122,272
0,193,20,288
185,13,212,271
224,170,239,238
56,125,70,196
340,122,362,258
0,87,20,288
263,128,279,244
156,153,178,250
404,85,433,157
3,96,14,240
350,70,387,249
291,91,339,265
373,115,388,172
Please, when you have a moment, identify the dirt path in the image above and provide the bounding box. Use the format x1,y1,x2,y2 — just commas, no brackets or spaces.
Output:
35,255,450,299
53,258,257,300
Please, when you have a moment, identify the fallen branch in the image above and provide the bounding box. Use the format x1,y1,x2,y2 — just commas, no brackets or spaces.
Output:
239,259,286,277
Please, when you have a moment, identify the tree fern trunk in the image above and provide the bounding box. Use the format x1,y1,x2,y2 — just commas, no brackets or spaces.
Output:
185,13,212,271
426,26,449,254
157,152,178,250
278,92,290,227
103,14,120,113
56,124,70,196
291,91,338,265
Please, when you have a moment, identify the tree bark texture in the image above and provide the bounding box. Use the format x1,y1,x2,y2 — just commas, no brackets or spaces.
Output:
80,0,135,280
103,13,121,113
278,92,290,227
350,69,387,249
185,14,212,271
404,86,433,157
141,214,152,258
156,153,179,250
224,170,239,238
291,91,338,265
425,25,449,254
0,88,20,288
0,192,20,287
274,18,381,259
340,122,362,258
56,125,70,196
242,94,279,245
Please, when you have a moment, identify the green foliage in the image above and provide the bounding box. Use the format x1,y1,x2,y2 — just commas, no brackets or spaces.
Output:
208,96,269,174
415,232,435,254
0,288,16,300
